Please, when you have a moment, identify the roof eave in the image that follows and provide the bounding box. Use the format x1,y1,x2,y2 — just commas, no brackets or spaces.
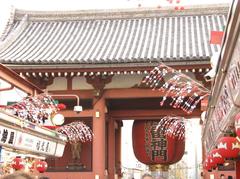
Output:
3,60,211,70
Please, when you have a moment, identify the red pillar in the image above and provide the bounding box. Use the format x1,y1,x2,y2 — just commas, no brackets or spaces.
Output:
236,160,240,179
108,119,115,179
115,125,122,179
93,97,106,179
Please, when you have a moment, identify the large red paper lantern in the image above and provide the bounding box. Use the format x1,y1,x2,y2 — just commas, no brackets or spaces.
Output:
132,120,185,165
210,149,225,165
217,137,240,158
36,160,48,173
12,157,25,170
235,113,240,137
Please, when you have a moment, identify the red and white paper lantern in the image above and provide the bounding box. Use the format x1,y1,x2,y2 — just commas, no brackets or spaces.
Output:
217,137,240,159
36,160,48,173
12,157,25,170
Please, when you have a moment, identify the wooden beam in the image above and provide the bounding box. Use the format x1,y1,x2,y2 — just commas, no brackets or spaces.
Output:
0,64,42,95
59,109,93,118
104,88,169,99
48,90,94,99
109,109,201,119
50,88,188,99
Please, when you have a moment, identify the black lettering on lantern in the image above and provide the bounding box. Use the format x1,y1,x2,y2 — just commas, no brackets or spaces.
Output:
150,122,167,161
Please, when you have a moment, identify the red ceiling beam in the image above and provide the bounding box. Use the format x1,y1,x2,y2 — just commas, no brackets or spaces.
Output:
0,64,42,95
50,88,188,99
59,109,93,118
109,109,201,120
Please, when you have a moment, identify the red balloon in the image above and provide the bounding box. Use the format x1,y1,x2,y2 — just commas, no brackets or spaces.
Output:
12,157,25,170
132,120,185,165
210,149,225,165
217,137,240,158
235,113,240,137
36,160,48,173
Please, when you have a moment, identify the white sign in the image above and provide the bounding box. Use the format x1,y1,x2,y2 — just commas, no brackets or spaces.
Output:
0,126,17,147
55,143,66,157
205,32,240,151
15,132,57,156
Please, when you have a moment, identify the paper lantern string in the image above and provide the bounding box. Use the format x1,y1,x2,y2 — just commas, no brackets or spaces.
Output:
56,121,93,143
156,116,185,140
2,93,59,124
142,63,210,114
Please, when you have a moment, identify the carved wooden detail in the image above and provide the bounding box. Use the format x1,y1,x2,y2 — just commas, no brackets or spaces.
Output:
86,75,113,98
26,75,54,90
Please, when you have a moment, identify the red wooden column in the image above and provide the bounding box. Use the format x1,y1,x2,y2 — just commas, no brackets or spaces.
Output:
93,97,106,179
115,124,122,179
108,119,115,179
236,160,240,179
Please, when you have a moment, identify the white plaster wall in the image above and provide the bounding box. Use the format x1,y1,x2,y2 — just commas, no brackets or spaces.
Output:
47,77,67,91
105,74,145,89
72,77,94,90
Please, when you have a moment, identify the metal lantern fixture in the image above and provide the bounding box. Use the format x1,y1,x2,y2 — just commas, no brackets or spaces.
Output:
12,157,25,170
35,160,48,173
217,137,240,159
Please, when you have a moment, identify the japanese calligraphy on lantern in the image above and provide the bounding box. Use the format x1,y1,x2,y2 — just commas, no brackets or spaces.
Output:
145,121,168,162
0,126,17,147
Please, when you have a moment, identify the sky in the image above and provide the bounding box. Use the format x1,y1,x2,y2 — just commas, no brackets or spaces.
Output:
0,0,231,11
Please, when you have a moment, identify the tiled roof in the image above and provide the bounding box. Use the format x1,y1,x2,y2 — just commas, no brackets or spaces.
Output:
0,6,228,65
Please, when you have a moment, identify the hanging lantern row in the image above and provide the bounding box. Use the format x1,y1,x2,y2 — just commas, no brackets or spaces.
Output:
1,93,66,125
203,136,240,171
11,157,47,173
155,116,185,140
142,63,210,114
56,121,93,143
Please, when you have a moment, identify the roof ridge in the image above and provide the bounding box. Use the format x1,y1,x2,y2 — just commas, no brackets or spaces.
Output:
0,15,28,52
0,6,16,41
14,4,229,21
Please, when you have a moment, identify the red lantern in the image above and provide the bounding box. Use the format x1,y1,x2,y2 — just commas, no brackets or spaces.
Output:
12,157,25,170
217,137,240,158
235,113,240,137
203,158,213,171
57,103,66,110
208,155,217,169
36,160,48,173
203,156,216,171
132,120,185,165
210,149,225,165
